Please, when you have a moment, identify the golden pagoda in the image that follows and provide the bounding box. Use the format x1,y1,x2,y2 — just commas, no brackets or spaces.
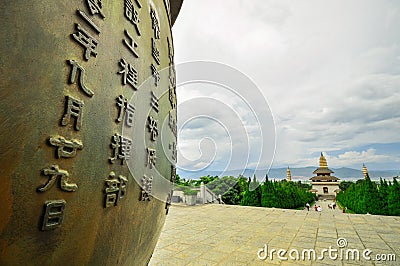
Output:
362,163,369,179
309,152,340,199
287,166,292,181
319,152,328,168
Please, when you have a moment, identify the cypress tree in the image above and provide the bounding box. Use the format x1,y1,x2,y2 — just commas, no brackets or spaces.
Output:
378,178,389,215
362,174,380,214
240,175,261,207
388,177,400,216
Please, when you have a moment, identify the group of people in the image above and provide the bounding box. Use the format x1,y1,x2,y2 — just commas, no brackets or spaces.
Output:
305,201,336,212
313,204,322,212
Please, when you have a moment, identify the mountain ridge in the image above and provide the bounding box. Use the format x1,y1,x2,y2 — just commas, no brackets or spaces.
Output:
177,167,400,180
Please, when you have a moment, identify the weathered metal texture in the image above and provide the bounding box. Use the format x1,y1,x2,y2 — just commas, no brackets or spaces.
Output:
0,0,178,265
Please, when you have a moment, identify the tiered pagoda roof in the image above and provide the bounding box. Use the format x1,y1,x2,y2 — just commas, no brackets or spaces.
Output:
310,175,340,181
309,153,340,181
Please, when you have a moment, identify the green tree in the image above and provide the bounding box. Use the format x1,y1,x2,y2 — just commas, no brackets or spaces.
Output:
362,174,380,214
388,177,400,216
240,176,261,207
296,180,311,190
337,176,400,216
339,181,353,192
207,176,235,196
260,178,315,209
175,174,183,185
221,175,248,205
261,175,276,207
378,178,390,215
193,175,219,186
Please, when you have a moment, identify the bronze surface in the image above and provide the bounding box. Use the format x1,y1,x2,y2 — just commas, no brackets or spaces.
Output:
0,1,178,265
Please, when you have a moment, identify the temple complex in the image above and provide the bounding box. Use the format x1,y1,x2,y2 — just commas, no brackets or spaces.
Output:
309,153,340,199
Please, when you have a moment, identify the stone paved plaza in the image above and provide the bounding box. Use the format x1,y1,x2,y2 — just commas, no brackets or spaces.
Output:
149,201,400,266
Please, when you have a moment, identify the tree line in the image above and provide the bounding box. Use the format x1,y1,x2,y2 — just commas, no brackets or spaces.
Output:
336,175,400,216
240,176,316,209
175,174,316,209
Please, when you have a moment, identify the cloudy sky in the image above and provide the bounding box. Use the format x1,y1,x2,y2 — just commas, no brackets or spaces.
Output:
172,0,400,172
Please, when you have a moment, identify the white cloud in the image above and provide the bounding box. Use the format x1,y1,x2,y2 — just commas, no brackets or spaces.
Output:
173,0,400,171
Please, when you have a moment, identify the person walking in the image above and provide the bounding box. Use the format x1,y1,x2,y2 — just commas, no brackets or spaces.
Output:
305,203,310,211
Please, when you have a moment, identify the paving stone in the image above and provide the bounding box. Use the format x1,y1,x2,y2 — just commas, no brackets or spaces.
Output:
186,259,218,266
148,257,186,266
361,240,390,249
149,203,400,265
289,241,315,250
310,260,343,266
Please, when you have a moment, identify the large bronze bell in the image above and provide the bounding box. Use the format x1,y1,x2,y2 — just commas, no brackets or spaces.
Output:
0,0,182,265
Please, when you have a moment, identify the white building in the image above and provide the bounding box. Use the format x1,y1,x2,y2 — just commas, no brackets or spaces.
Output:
309,153,340,199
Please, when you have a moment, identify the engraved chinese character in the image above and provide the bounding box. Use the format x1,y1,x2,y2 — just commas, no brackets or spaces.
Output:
152,38,160,65
104,171,128,208
134,0,142,7
49,136,83,158
167,37,174,66
86,0,105,18
104,172,119,207
168,111,177,136
109,134,120,164
116,95,135,127
169,142,177,161
150,8,160,39
124,0,141,36
71,23,98,61
37,165,78,192
123,29,139,58
169,85,176,109
68,60,94,97
165,166,175,213
147,116,158,141
41,200,66,231
169,67,176,87
150,91,159,113
109,134,132,164
140,175,152,201
171,165,176,183
118,58,138,90
150,64,160,87
77,10,101,34
146,147,156,169
167,37,176,87
62,95,84,131
119,175,128,199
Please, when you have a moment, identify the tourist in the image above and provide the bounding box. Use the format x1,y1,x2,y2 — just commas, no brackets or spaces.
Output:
306,203,310,211
314,204,318,211
217,194,224,204
317,206,322,212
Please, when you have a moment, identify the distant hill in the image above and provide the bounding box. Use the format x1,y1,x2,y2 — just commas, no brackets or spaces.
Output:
177,167,400,181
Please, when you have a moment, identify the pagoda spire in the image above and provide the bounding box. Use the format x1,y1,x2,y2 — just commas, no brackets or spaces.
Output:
319,152,328,168
287,166,292,181
362,163,369,179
